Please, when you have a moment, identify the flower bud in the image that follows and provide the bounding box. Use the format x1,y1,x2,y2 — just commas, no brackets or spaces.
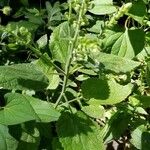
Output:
19,27,28,36
123,3,132,13
2,6,12,15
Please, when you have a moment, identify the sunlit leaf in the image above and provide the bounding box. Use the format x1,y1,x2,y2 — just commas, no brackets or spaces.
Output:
89,0,117,15
82,78,133,105
49,22,74,63
0,63,48,90
0,93,60,125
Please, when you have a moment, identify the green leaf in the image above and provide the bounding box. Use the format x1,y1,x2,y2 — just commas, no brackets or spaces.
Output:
136,47,150,61
104,110,131,142
146,61,150,87
35,54,60,90
24,9,44,25
37,34,48,49
46,1,60,18
127,0,146,24
52,137,63,150
82,104,105,119
87,21,104,34
135,107,148,115
46,1,62,30
46,1,62,29
82,78,133,105
0,93,60,125
7,21,38,33
17,123,40,150
129,95,150,108
131,125,150,150
36,123,53,149
0,93,38,125
9,122,40,150
49,22,74,63
0,63,48,90
0,124,18,150
78,68,97,76
27,94,60,122
57,111,105,150
96,52,140,73
76,74,89,81
111,28,145,59
36,123,52,139
89,0,117,15
102,28,123,52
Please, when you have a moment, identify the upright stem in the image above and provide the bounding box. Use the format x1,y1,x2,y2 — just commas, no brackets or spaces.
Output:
68,1,72,22
54,0,85,108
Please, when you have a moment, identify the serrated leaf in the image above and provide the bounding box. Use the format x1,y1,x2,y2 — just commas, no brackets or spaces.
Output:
89,0,117,15
0,125,18,150
96,52,140,73
37,34,47,49
49,22,74,63
82,104,105,119
46,1,62,29
57,111,105,150
104,111,131,142
82,78,133,105
0,93,60,125
35,54,60,90
111,28,145,59
0,63,48,90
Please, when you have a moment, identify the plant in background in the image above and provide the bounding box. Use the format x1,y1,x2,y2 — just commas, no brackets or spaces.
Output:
0,0,150,150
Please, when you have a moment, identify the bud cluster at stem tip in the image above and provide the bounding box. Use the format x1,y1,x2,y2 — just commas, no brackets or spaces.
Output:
107,3,132,28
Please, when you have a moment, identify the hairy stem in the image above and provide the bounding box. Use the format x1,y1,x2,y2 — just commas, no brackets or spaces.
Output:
68,1,72,22
54,0,85,108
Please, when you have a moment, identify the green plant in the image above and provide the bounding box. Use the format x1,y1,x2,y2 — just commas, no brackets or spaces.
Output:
0,0,150,149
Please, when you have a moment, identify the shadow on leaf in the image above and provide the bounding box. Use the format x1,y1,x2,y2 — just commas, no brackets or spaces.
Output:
17,78,48,90
57,111,96,137
82,78,110,100
141,132,150,150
